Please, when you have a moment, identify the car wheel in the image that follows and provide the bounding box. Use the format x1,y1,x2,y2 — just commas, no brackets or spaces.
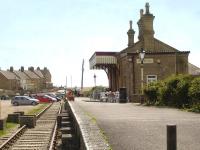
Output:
13,102,19,106
32,102,37,106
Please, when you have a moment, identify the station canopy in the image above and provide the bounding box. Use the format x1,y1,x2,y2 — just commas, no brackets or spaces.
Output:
89,52,117,69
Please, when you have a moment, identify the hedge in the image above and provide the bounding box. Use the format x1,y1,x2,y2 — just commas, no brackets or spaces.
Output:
144,74,200,111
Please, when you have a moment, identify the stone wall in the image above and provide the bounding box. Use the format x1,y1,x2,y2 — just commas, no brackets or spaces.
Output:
66,101,110,150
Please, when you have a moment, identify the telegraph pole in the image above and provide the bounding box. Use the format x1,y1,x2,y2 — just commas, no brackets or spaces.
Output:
71,75,72,88
81,59,84,90
94,73,96,87
0,99,1,119
66,76,67,88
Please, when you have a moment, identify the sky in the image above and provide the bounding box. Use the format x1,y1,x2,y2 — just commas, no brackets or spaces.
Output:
0,0,199,88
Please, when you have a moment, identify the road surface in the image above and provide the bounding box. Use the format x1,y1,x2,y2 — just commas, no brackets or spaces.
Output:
75,97,200,150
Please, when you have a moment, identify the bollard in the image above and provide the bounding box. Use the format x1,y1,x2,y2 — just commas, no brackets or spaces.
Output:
167,124,177,150
0,119,6,130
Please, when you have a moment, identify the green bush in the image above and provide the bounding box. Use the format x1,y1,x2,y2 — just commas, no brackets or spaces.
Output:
144,82,161,104
144,74,200,112
189,77,200,104
175,76,192,107
157,74,192,108
188,103,200,113
82,90,90,97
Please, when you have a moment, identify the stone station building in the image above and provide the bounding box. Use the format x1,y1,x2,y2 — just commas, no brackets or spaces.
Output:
89,3,199,102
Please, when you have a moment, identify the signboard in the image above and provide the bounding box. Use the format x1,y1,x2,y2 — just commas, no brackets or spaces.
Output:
137,58,154,64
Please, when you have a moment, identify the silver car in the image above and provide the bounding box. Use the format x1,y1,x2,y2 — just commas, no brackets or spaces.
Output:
11,96,39,106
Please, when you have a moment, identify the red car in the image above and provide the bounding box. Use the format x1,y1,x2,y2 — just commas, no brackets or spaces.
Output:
35,95,57,103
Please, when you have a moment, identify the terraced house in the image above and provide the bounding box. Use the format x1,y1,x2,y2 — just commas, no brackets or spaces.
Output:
0,68,20,90
89,3,200,102
0,66,53,92
13,66,33,90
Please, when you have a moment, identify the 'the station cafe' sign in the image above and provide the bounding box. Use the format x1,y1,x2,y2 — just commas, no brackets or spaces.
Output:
136,58,154,64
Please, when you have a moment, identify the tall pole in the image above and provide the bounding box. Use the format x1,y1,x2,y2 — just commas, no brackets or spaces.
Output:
64,76,67,99
139,48,145,103
94,74,96,87
81,59,84,90
71,75,72,88
66,76,67,88
141,63,144,95
0,99,1,119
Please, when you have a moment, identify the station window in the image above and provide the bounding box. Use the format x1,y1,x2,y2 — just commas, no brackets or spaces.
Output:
147,75,157,84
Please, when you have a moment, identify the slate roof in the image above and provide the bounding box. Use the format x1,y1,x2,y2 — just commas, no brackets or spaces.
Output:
124,38,190,54
34,70,44,78
13,71,30,80
0,71,19,80
24,70,40,79
188,63,200,75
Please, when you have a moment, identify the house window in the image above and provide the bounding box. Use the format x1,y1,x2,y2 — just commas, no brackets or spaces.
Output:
147,75,157,84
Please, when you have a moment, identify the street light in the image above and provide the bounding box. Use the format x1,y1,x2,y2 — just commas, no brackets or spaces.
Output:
94,73,96,87
139,48,145,103
139,48,146,64
0,98,1,119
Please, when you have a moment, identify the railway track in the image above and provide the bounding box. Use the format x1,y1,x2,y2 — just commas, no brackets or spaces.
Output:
0,102,61,150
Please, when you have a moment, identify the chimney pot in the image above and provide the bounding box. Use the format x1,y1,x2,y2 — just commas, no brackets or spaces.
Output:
21,66,24,72
28,66,34,72
10,66,14,72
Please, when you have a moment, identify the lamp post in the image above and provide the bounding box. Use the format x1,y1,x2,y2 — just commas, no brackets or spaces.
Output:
0,98,1,119
94,73,96,87
139,48,146,101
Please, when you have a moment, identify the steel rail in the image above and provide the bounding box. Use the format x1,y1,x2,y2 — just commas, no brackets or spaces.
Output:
0,125,27,150
48,102,62,150
0,103,53,150
36,103,53,119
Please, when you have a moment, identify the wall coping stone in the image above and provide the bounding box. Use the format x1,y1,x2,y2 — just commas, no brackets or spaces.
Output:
68,101,110,150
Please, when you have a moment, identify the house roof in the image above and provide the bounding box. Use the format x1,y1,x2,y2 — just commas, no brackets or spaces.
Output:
188,63,200,75
124,38,190,54
34,70,44,78
0,71,19,80
13,71,30,80
24,70,40,79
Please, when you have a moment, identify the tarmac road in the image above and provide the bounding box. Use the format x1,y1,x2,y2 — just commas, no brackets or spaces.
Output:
75,97,200,150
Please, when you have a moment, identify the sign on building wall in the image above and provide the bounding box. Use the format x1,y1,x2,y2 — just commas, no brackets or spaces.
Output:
136,58,154,64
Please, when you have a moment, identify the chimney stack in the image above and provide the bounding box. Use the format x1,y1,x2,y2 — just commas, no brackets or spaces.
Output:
137,2,155,49
127,20,135,47
10,66,14,72
21,66,24,72
28,66,34,72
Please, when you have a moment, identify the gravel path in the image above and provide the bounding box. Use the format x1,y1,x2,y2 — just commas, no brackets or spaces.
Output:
75,97,200,150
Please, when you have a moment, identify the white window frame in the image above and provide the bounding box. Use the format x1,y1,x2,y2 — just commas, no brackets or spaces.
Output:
147,75,157,84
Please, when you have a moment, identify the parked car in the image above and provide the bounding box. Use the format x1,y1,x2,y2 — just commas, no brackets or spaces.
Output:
35,95,57,103
56,93,65,99
45,95,57,102
46,93,61,101
11,96,39,106
0,95,9,100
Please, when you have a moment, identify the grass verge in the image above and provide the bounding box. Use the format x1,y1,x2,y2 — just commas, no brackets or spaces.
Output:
0,122,18,137
84,111,112,150
26,103,49,115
